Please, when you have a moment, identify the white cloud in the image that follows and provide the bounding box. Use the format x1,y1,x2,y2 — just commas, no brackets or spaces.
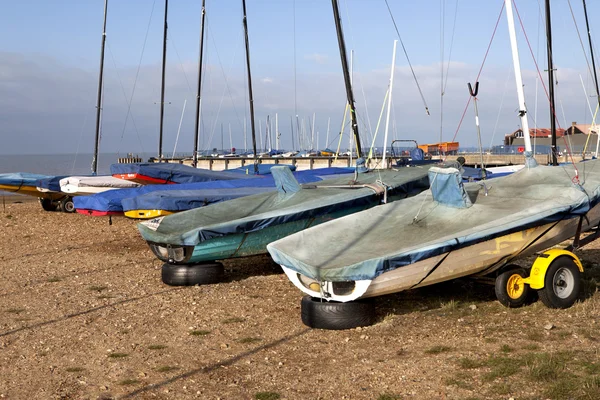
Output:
0,52,595,156
304,53,329,65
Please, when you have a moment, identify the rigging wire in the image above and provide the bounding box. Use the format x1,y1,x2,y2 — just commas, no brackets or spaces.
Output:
485,65,513,166
447,0,505,155
207,24,245,137
566,0,595,84
106,43,145,157
440,0,460,143
383,0,430,115
293,0,298,151
439,0,445,143
116,0,157,156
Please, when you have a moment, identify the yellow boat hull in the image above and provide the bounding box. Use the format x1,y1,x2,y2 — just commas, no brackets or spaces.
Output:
124,209,175,219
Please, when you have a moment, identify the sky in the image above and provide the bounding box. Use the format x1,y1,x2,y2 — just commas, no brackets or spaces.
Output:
1,0,600,157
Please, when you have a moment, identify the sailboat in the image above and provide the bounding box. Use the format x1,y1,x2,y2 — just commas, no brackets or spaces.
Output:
73,166,354,217
267,0,596,330
136,0,432,286
0,173,67,211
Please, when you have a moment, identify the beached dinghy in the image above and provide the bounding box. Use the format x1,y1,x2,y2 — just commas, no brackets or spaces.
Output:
74,167,355,217
120,167,355,219
111,162,264,185
60,176,141,195
267,157,600,328
0,173,63,199
138,165,430,285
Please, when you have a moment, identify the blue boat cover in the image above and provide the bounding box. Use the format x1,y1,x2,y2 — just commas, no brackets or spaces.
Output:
123,187,276,212
110,163,261,184
75,167,356,213
37,175,69,192
229,164,296,175
0,172,53,188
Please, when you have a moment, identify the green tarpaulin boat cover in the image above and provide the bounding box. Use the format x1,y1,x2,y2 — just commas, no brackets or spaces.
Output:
267,159,600,282
138,166,430,246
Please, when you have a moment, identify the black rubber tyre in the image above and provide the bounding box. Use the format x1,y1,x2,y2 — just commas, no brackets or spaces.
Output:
161,262,224,286
300,295,375,330
60,197,75,213
538,257,581,309
39,198,57,212
495,267,530,308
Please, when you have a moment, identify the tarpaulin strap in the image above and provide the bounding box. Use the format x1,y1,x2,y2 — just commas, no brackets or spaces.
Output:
230,233,249,258
409,252,451,290
571,215,586,250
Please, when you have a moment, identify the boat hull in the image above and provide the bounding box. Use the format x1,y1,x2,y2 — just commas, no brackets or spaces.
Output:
124,209,174,219
0,184,63,200
76,209,123,217
164,204,375,264
112,173,176,185
286,203,600,302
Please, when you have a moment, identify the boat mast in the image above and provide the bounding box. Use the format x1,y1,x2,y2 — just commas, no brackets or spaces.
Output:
382,40,398,168
505,0,532,154
545,0,558,165
192,0,206,168
92,0,108,176
331,0,362,158
582,0,600,157
242,0,259,174
583,0,600,108
158,0,168,161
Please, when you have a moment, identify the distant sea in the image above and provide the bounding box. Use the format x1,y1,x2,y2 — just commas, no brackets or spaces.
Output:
0,153,136,176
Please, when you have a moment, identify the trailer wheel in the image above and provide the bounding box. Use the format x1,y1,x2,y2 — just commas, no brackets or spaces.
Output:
300,295,375,330
538,257,581,309
39,198,57,212
60,197,75,213
161,262,224,286
495,267,530,308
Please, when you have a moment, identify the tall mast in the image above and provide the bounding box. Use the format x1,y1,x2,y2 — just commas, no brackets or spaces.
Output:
545,0,558,165
382,40,398,169
331,0,362,158
192,0,206,168
505,0,532,154
92,0,108,175
242,0,259,174
582,0,600,157
158,0,169,161
583,0,600,115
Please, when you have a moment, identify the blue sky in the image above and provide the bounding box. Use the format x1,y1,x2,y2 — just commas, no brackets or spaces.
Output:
1,0,599,156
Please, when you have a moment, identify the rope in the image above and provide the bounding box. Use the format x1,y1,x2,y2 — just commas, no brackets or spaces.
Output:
383,0,430,115
447,0,505,161
118,0,156,154
107,43,145,157
566,0,595,86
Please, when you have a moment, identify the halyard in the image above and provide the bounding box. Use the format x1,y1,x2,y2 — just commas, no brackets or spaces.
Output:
1,200,599,399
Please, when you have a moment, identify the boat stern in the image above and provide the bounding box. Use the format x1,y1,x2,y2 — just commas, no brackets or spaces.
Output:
281,265,371,302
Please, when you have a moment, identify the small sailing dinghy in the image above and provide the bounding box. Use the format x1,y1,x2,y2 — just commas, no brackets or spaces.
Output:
267,157,600,328
74,167,355,217
138,165,430,285
60,175,141,195
111,162,263,185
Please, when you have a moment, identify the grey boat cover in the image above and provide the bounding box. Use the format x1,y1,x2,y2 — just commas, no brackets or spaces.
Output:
138,166,430,245
267,159,600,282
60,176,141,190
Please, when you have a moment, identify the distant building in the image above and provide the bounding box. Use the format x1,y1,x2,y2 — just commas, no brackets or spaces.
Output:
504,123,599,153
